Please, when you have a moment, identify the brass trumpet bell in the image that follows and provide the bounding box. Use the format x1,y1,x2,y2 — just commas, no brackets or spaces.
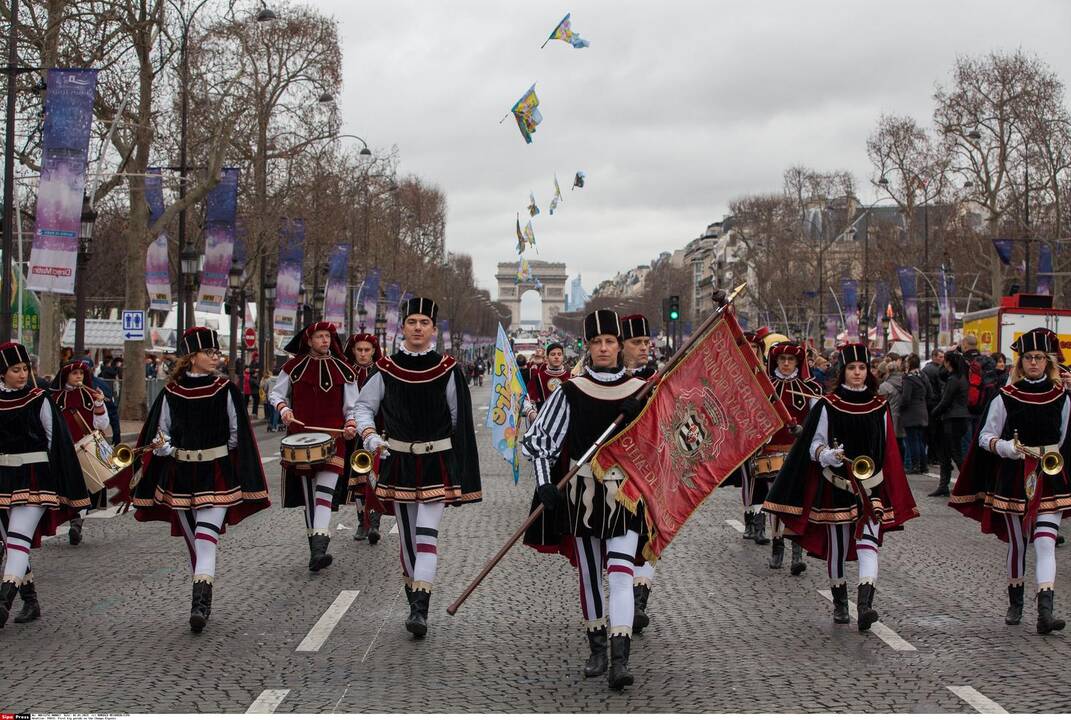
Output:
1013,431,1065,476
111,444,135,469
350,449,374,475
848,455,877,481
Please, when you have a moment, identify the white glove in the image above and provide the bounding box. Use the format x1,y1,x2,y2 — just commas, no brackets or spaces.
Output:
818,447,844,468
153,442,175,458
994,439,1025,460
364,433,390,458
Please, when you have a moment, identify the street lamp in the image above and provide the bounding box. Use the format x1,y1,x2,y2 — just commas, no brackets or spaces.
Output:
318,91,334,105
357,305,368,332
74,196,98,355
255,0,277,22
298,284,310,328
227,259,242,375
881,309,891,354
180,242,202,333
263,280,277,363
313,284,325,323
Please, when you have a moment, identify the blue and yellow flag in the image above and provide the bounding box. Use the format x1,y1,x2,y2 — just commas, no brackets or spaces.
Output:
543,13,590,49
511,84,542,144
487,324,527,484
549,174,563,215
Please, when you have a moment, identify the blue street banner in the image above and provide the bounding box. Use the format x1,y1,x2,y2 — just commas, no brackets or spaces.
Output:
323,244,349,333
841,279,859,342
273,218,305,337
896,267,920,338
486,324,527,484
873,281,890,337
992,239,1014,266
196,168,239,313
440,319,452,352
28,69,98,294
1038,242,1054,295
385,283,401,349
358,268,380,332
144,167,171,312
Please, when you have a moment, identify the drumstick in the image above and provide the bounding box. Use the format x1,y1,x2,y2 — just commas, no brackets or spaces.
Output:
296,424,347,435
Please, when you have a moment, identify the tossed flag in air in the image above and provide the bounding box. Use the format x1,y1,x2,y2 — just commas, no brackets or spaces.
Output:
516,257,534,283
572,171,586,190
509,84,542,144
591,308,791,562
528,191,540,217
516,215,526,254
549,175,563,215
486,324,528,484
541,12,590,49
523,220,536,250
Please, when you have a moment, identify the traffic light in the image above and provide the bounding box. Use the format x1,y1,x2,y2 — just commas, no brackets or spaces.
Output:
576,337,583,350
668,295,680,321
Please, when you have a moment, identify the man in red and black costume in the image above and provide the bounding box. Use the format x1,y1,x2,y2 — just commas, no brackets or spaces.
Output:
527,342,569,411
270,322,359,573
355,297,481,639
762,340,824,573
50,359,111,547
342,332,386,544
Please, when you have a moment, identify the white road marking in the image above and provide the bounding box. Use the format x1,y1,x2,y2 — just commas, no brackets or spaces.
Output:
947,686,1006,714
726,519,745,533
261,456,279,464
336,523,352,531
924,472,940,480
296,590,360,652
478,405,489,411
246,689,290,713
390,522,398,535
817,589,917,651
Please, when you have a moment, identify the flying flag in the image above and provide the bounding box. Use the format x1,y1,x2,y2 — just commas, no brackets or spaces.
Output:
541,12,590,49
528,191,540,217
572,171,586,190
992,238,1014,265
487,324,527,484
549,175,563,215
516,258,532,283
523,220,536,250
516,214,526,254
509,84,542,144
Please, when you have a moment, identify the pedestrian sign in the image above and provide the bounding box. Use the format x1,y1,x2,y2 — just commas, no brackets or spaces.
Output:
122,309,146,341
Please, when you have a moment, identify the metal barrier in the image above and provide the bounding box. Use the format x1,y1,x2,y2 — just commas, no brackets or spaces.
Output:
146,378,167,408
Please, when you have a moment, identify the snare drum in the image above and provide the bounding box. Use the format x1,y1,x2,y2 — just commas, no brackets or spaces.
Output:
752,451,787,478
74,431,119,493
280,432,335,465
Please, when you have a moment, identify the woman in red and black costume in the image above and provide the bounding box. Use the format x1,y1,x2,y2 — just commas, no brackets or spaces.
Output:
0,342,89,629
764,342,918,632
129,327,269,632
355,297,481,639
50,359,111,547
269,321,359,573
950,327,1071,634
342,332,386,544
763,340,824,574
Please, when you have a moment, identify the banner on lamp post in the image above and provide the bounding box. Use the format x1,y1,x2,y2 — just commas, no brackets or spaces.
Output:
27,69,98,294
144,167,171,312
841,279,859,342
384,283,401,350
195,168,239,313
896,266,919,338
938,266,954,347
323,243,349,333
358,268,380,332
273,218,305,336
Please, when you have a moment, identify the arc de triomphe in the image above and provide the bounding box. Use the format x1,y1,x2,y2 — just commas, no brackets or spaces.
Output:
495,260,569,329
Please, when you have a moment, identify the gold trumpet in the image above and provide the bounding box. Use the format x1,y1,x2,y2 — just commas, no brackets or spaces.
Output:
350,449,374,475
1013,431,1064,476
110,432,165,469
832,442,877,481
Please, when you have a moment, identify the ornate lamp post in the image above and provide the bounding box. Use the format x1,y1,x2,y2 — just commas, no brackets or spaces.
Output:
73,196,98,354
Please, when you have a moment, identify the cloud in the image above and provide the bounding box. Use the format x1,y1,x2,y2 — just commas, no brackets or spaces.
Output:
316,0,1071,299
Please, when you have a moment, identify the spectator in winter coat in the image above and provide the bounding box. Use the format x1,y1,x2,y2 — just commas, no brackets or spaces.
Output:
929,352,970,497
899,354,932,475
990,352,1009,388
922,349,945,465
877,353,906,457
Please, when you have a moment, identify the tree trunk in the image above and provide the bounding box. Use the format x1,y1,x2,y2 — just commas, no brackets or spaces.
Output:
120,194,149,422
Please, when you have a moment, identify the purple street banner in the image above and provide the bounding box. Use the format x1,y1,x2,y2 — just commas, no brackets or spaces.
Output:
385,282,402,349
896,266,919,337
27,69,99,294
144,167,171,312
1038,242,1054,295
873,280,890,337
992,238,1014,266
273,218,305,336
323,243,349,333
938,266,955,347
841,278,859,342
463,332,474,349
824,314,837,351
440,319,452,351
358,268,381,331
195,168,238,313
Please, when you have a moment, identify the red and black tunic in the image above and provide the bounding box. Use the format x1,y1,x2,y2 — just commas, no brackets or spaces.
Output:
528,364,569,408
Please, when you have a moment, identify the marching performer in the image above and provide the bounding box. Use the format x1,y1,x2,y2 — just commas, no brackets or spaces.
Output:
527,342,570,411
0,342,89,628
763,341,823,574
621,314,657,633
522,309,647,690
343,332,385,544
270,322,359,572
950,328,1071,633
50,359,111,546
764,343,918,631
129,327,269,632
355,297,481,639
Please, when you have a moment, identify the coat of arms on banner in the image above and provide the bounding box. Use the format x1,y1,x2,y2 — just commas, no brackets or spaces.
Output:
663,380,727,490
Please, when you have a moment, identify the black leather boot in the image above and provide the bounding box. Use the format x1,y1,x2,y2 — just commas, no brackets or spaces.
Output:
1037,589,1066,634
607,635,634,690
406,588,430,638
742,511,755,540
857,583,879,632
68,516,83,546
831,583,850,624
368,511,382,545
790,541,807,575
1005,584,1025,625
753,511,769,545
0,580,18,628
769,538,785,569
308,534,333,572
583,627,608,677
632,585,650,633
13,579,41,624
352,510,368,541
189,579,212,633
404,583,414,607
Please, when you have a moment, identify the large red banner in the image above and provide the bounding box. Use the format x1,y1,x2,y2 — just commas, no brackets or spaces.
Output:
592,311,790,562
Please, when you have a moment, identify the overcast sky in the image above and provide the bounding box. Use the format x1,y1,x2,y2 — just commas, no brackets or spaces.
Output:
314,0,1071,305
